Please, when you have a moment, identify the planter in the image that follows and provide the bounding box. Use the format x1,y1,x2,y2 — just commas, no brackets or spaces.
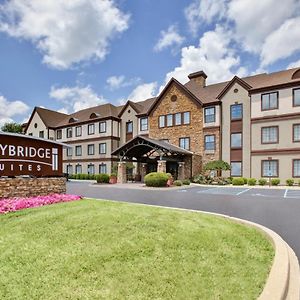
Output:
109,177,117,184
167,178,173,187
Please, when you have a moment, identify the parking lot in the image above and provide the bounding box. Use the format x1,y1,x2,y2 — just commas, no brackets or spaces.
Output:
177,185,300,199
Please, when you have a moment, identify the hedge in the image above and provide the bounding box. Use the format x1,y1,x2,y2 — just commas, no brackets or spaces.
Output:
247,178,257,186
182,179,191,185
174,180,182,186
96,174,110,184
258,178,267,186
232,178,245,186
271,178,280,186
144,172,169,187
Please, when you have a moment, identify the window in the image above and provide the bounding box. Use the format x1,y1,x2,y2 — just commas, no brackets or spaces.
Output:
166,114,173,127
183,112,190,124
293,89,300,107
204,135,215,150
179,137,190,150
261,92,278,110
126,121,133,133
56,130,62,139
204,107,215,123
140,117,148,131
66,147,73,157
159,115,165,128
262,160,278,177
293,160,300,177
231,104,242,120
231,162,242,177
293,124,300,142
99,121,106,133
75,126,82,137
175,113,182,125
66,128,72,138
75,164,82,174
87,164,95,175
75,145,82,156
88,144,95,155
39,131,44,138
28,133,33,136
88,124,95,135
231,133,242,148
262,126,278,144
66,165,73,175
99,143,106,154
99,164,107,174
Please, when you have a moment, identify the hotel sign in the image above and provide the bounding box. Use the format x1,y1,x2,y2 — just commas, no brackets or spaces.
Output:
0,132,65,177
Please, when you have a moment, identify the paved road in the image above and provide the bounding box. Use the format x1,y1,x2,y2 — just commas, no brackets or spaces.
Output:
67,181,300,260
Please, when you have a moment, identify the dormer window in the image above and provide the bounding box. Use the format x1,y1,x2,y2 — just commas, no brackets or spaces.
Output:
69,117,78,123
90,113,100,119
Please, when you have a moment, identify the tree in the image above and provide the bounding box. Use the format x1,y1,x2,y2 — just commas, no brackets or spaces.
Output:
203,160,230,175
1,122,23,133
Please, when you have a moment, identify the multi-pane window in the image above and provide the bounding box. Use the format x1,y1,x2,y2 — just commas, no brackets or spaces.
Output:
204,107,215,123
293,160,300,177
231,104,242,120
293,89,300,107
231,133,242,148
99,143,106,154
262,160,278,177
293,124,300,142
75,145,82,156
261,92,278,110
87,164,95,175
126,121,133,133
75,126,82,137
75,164,82,174
159,116,165,128
179,137,190,150
99,121,106,133
140,117,148,131
88,144,95,155
39,131,44,138
231,162,242,177
183,112,190,124
262,126,278,144
66,147,72,157
88,124,95,135
66,128,73,138
204,135,215,150
99,164,107,174
175,113,182,125
56,129,62,139
66,165,73,175
167,114,173,127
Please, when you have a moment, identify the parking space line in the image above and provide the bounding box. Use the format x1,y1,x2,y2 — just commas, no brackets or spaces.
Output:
284,189,288,198
196,187,222,193
236,188,251,196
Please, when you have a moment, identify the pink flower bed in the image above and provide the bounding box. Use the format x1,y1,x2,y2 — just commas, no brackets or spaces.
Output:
0,194,82,214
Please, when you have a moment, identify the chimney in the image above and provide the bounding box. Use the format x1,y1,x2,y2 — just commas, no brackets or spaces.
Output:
188,71,207,87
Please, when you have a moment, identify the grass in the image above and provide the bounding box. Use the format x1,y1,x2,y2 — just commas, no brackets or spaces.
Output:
0,199,274,300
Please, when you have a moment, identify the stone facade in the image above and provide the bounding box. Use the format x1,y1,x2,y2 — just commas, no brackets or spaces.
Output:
202,126,221,166
0,177,66,199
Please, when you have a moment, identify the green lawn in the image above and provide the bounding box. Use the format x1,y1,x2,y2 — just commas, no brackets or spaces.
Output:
0,199,274,300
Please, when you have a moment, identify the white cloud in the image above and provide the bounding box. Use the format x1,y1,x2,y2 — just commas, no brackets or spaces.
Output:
261,17,300,66
49,85,106,112
164,26,246,85
154,25,184,52
288,60,300,69
0,0,130,69
106,75,141,90
0,95,30,126
127,82,158,102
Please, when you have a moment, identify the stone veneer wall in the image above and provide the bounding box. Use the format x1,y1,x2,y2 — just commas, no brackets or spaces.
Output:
202,127,221,166
0,177,66,199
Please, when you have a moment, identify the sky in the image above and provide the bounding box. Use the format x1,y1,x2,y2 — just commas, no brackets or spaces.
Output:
0,0,300,126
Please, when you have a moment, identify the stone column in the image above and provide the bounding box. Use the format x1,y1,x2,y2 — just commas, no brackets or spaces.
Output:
117,162,127,184
157,160,166,173
141,163,147,182
178,162,185,180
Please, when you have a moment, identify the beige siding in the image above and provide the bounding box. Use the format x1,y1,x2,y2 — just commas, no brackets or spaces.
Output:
63,161,113,175
120,104,139,144
26,112,48,138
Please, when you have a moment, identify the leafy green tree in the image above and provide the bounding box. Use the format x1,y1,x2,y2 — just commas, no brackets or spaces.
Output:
203,160,230,175
1,122,23,133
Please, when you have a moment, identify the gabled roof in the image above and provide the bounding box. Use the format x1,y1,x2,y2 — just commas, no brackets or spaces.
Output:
148,77,203,115
217,76,252,99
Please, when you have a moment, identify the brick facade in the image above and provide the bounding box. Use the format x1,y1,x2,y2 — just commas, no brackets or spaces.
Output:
0,177,66,199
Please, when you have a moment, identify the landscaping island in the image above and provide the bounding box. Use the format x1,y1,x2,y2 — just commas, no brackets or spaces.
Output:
0,199,274,299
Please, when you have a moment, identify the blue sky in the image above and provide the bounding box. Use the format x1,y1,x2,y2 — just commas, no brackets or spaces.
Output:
0,0,300,125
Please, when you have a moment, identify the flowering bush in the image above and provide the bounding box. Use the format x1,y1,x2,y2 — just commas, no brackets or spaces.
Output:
0,194,82,214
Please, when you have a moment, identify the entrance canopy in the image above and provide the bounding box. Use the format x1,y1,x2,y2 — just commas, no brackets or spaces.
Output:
112,135,192,162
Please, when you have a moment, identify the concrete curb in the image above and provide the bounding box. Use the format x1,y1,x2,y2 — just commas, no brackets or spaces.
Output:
193,183,300,190
89,198,300,299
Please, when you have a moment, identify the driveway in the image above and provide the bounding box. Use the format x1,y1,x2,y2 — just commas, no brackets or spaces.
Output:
67,181,300,260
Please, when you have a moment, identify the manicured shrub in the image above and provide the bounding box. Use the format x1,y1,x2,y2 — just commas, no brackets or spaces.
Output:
298,180,300,186
75,173,81,179
247,178,257,186
242,177,248,185
271,178,280,186
182,179,190,185
173,180,182,186
96,173,110,184
144,172,169,187
232,178,245,186
192,174,213,184
258,178,267,186
286,179,294,186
